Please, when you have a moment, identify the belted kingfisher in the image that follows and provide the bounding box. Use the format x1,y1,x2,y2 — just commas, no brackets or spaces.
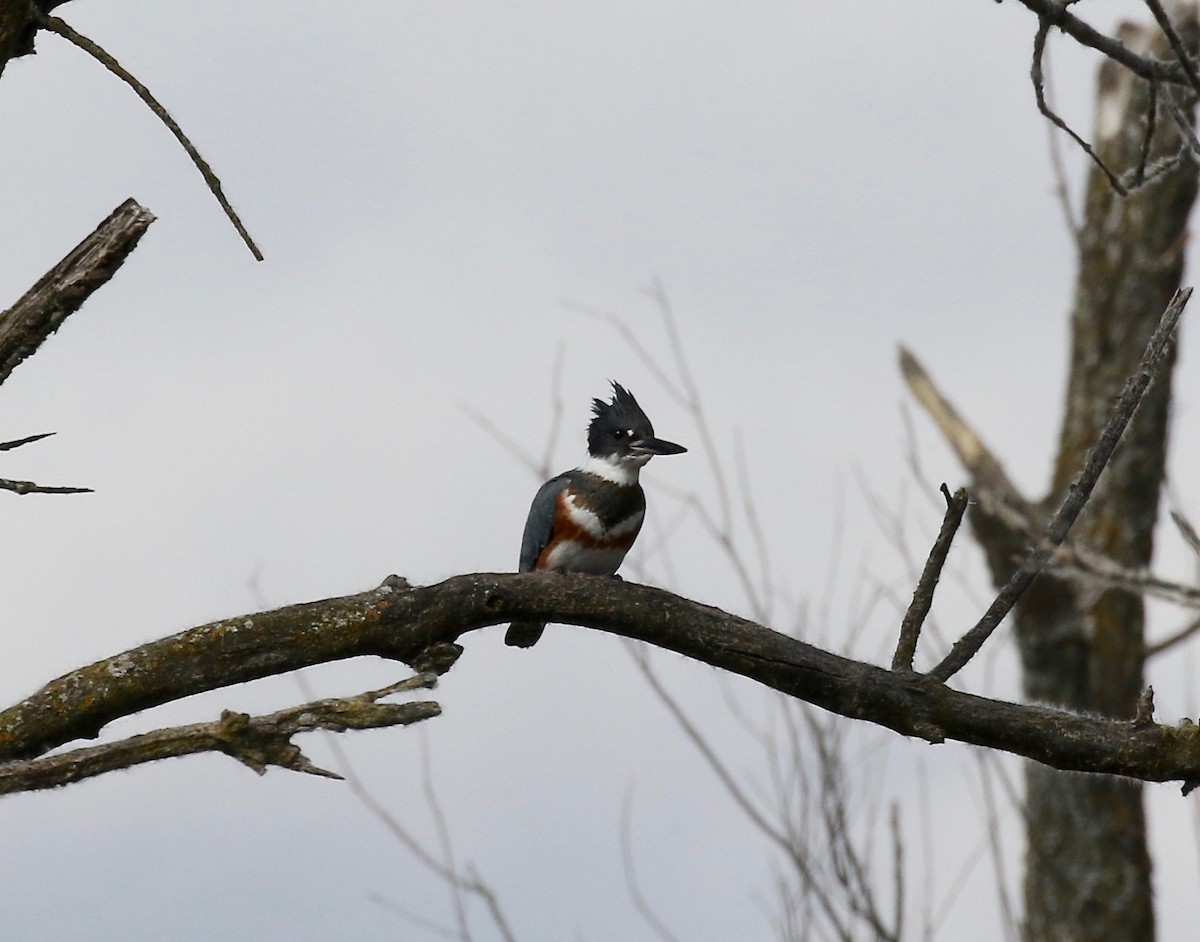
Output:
505,382,687,648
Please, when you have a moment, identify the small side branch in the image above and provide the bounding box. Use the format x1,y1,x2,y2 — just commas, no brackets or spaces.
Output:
38,15,263,261
0,675,440,795
1143,0,1200,97
1,198,154,387
1171,509,1200,557
892,485,968,672
0,432,55,451
1032,18,1127,194
0,431,90,495
0,476,90,496
1014,0,1192,86
931,287,1191,682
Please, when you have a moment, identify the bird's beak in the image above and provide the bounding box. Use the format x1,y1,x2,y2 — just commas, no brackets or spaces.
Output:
634,436,687,456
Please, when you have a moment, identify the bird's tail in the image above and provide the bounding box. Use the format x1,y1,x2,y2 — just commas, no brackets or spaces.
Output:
505,621,546,648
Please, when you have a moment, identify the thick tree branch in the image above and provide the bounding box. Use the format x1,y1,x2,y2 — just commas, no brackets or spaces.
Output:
6,571,1200,790
0,676,441,794
1,197,154,387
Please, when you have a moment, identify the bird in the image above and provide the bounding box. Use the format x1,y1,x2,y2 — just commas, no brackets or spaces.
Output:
505,382,687,648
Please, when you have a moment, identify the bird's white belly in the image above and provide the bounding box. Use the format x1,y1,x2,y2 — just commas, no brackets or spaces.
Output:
543,540,628,574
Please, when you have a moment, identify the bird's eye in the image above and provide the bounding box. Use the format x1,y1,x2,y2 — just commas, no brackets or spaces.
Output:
614,429,633,440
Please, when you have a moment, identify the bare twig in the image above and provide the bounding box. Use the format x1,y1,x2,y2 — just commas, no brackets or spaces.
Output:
892,485,969,672
1033,19,1127,194
1147,612,1200,657
621,786,685,942
1,198,154,387
1132,79,1160,186
0,476,91,495
1172,508,1200,557
460,401,543,477
538,341,568,479
321,727,519,942
38,15,263,261
0,432,55,451
1047,540,1200,610
1040,42,1083,239
1014,0,1192,86
1143,0,1200,97
627,643,902,940
931,287,1191,682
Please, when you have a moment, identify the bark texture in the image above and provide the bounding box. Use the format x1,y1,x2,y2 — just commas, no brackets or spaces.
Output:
958,19,1198,942
0,198,154,386
1023,20,1197,942
7,572,1200,792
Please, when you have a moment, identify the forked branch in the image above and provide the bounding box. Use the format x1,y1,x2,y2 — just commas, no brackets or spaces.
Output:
930,287,1190,682
0,674,441,794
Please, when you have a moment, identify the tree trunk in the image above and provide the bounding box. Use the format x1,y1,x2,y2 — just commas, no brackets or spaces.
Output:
1011,18,1197,942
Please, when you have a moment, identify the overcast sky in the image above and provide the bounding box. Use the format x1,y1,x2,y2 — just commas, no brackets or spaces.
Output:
3,1,1199,939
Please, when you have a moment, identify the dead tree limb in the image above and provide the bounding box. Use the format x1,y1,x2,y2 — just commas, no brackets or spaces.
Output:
891,484,968,672
0,197,154,387
6,572,1200,794
0,676,441,795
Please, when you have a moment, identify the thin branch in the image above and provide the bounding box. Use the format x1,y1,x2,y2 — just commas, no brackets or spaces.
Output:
38,15,263,261
1172,508,1200,557
368,891,461,941
0,432,55,451
1032,18,1128,195
0,679,440,794
538,341,568,479
1146,612,1200,657
930,287,1190,682
892,485,969,672
323,725,519,942
459,401,542,477
1014,0,1192,86
621,786,685,942
1132,79,1160,187
0,476,91,495
563,301,687,409
1143,0,1200,97
734,429,775,617
1047,540,1200,610
421,740,473,940
1,198,154,387
1164,92,1200,155
1040,40,1083,240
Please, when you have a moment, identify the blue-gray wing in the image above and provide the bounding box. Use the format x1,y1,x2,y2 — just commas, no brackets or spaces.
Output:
519,473,573,571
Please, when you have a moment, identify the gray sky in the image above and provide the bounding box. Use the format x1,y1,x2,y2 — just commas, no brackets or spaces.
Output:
2,0,1198,939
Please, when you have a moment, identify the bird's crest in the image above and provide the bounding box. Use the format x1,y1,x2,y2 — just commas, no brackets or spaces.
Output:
588,382,654,455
